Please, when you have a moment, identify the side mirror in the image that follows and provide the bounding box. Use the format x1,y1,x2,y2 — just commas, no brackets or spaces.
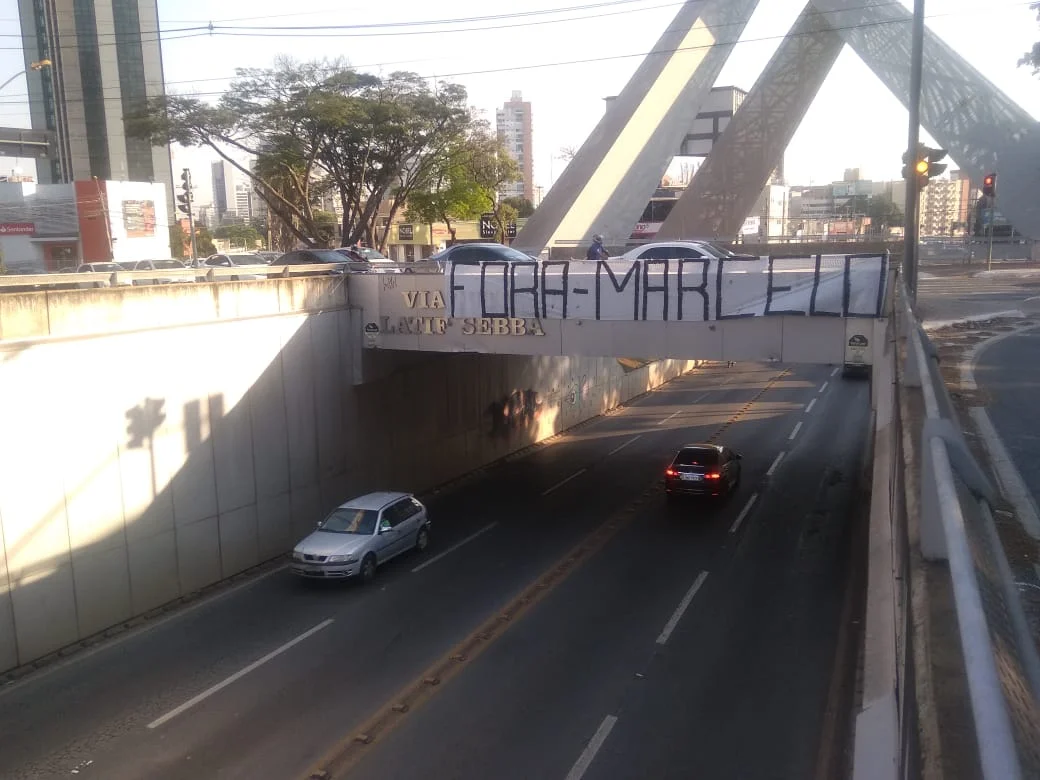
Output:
378,524,392,534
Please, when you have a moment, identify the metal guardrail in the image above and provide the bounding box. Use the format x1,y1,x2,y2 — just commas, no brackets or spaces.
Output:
904,281,1040,779
0,261,447,291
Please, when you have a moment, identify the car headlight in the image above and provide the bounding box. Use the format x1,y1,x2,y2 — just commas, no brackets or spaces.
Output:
292,551,305,561
326,555,357,564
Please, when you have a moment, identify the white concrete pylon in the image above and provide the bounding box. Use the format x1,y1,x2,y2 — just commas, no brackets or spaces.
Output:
655,3,844,241
809,0,1040,240
512,0,763,256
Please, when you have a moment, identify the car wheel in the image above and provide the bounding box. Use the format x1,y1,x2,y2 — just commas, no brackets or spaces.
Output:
414,525,429,552
359,554,377,585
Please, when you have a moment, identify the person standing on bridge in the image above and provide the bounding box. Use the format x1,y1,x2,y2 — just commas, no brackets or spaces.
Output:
586,234,609,262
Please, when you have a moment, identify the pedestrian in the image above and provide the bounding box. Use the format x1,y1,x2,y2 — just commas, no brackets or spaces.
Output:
586,234,609,262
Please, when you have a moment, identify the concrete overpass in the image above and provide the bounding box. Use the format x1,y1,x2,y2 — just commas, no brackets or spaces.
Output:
352,253,892,366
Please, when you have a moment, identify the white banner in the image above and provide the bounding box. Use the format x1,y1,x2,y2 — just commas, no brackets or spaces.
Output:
443,255,888,322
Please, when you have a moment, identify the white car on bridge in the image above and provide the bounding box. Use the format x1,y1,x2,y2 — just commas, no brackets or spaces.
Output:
620,240,758,262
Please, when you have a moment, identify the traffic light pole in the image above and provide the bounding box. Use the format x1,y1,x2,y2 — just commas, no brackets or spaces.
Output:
903,0,926,303
186,203,198,262
988,184,997,271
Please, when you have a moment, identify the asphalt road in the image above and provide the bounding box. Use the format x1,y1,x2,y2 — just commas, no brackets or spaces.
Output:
0,362,870,780
916,266,1040,324
975,328,1040,507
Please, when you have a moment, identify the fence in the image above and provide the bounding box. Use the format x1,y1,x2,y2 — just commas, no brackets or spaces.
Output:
900,281,1040,779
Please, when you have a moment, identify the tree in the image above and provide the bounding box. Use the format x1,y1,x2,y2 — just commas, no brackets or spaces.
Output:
1022,3,1040,73
125,59,473,251
213,224,260,248
502,196,534,218
405,129,499,242
195,227,216,256
169,224,187,258
842,193,903,232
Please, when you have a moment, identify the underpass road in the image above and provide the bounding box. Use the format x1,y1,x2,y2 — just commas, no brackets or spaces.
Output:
340,366,868,780
0,362,870,780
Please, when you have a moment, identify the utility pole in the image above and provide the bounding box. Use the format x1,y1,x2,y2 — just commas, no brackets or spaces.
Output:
903,0,926,302
987,183,997,271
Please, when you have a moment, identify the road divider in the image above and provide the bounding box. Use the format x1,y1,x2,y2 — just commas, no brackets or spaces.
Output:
805,398,818,414
149,618,334,730
656,571,709,645
607,436,642,457
767,452,786,477
542,469,589,496
819,381,829,394
790,422,804,441
657,410,682,426
564,715,619,780
730,494,759,534
411,523,499,574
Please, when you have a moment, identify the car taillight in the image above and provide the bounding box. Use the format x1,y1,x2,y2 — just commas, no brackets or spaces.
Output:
705,472,721,480
665,468,677,477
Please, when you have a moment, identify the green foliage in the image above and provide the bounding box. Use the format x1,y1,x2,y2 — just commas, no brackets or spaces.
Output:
213,224,260,248
502,196,535,218
843,193,903,230
169,224,187,258
405,125,516,240
126,59,474,252
1022,3,1040,74
195,227,216,256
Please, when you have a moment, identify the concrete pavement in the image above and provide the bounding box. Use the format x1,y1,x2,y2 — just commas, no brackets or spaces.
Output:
0,362,870,780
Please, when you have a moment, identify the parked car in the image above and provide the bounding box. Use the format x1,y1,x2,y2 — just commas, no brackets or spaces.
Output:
270,249,350,276
131,258,190,285
75,262,131,289
664,443,742,500
255,251,281,264
428,243,537,264
195,253,269,281
291,492,430,583
334,246,406,273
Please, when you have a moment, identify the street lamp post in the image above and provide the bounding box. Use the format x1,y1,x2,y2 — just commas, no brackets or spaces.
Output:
0,59,52,93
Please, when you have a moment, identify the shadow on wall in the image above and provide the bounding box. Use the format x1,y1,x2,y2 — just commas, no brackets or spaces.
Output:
0,296,698,674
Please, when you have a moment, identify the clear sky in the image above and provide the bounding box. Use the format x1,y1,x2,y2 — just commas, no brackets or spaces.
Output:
0,0,1036,206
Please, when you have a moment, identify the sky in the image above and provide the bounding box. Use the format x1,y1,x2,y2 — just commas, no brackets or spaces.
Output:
0,0,1036,208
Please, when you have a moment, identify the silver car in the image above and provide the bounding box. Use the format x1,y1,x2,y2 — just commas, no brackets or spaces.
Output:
290,492,430,583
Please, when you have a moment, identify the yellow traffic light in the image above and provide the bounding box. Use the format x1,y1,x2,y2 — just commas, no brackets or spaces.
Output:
915,159,929,175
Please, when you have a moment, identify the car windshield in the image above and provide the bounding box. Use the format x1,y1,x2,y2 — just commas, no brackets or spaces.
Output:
229,254,263,266
154,260,184,269
355,248,389,261
90,263,121,272
688,243,729,260
318,508,379,535
675,448,720,467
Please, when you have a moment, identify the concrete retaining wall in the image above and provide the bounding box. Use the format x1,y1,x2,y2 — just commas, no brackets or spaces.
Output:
0,279,697,673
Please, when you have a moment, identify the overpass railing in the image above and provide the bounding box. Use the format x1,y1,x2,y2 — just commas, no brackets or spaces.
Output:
898,281,1040,779
0,262,448,291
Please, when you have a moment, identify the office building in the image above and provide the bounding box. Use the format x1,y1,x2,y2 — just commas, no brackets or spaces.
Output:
211,160,238,223
16,0,173,201
496,91,534,202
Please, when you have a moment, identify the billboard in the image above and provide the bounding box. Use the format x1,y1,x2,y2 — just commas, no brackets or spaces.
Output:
122,200,156,237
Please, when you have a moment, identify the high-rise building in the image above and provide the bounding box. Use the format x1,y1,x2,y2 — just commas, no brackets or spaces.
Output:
211,160,237,222
919,172,971,236
17,0,173,201
496,90,534,203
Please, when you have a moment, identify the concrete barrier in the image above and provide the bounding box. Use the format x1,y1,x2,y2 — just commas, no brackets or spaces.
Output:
0,278,699,674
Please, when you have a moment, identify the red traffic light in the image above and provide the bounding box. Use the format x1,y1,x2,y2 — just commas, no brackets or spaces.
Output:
982,173,996,197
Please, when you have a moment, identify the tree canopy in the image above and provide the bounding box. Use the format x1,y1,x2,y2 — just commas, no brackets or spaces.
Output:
1022,3,1040,74
405,123,519,242
126,59,476,250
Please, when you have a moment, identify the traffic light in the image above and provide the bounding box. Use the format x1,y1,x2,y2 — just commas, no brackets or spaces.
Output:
982,173,996,198
177,168,192,215
902,144,948,191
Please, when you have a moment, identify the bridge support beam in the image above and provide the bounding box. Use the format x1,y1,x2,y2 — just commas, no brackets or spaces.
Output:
656,3,844,241
513,0,761,255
